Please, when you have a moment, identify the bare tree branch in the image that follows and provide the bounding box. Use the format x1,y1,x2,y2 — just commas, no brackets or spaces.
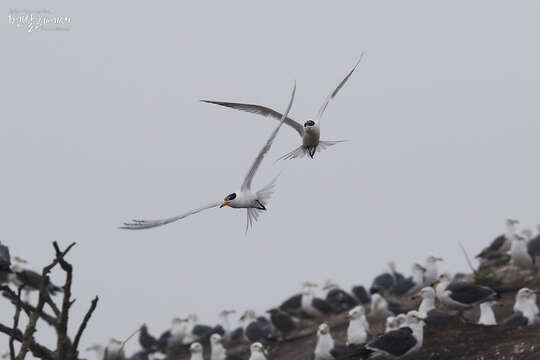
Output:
1,286,58,327
0,324,55,360
16,273,48,360
114,326,142,360
9,287,23,360
72,296,99,353
54,241,75,360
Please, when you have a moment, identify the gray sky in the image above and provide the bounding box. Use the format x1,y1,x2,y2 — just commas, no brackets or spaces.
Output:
3,0,540,355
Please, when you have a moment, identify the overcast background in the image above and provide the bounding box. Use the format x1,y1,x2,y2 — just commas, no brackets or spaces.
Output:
3,0,540,355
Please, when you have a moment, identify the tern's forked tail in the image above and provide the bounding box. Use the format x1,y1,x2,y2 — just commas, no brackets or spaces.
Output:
275,140,347,161
245,176,279,232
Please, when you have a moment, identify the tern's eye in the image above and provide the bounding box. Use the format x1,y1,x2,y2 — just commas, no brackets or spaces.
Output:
304,120,315,127
225,193,236,201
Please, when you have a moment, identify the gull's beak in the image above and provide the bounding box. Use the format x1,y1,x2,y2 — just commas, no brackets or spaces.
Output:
217,338,222,343
346,314,352,320
305,126,311,131
495,301,504,307
411,294,420,300
533,290,539,294
220,201,230,208
260,345,265,350
417,317,426,321
188,348,192,353
431,280,440,286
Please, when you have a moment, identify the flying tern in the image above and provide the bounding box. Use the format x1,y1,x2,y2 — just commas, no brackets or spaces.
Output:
202,55,363,160
120,83,296,232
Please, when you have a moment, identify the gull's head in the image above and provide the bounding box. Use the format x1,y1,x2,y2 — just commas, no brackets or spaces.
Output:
426,256,443,264
506,218,520,226
317,323,330,336
521,229,533,240
406,311,426,325
219,309,236,316
346,305,365,320
250,342,265,354
189,343,203,354
221,193,237,208
108,338,122,346
385,316,396,329
323,279,339,291
437,273,452,284
240,309,256,322
86,344,103,352
413,287,435,301
412,263,426,274
186,313,198,322
395,313,407,327
302,281,318,289
172,317,186,325
517,288,538,300
370,293,383,306
304,120,316,132
210,334,222,345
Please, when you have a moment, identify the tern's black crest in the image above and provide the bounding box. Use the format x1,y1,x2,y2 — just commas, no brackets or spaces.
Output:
304,120,315,127
224,193,237,201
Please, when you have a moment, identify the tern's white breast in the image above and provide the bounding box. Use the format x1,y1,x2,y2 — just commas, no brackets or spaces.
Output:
302,126,320,147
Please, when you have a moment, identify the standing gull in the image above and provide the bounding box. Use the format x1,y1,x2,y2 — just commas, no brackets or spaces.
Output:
240,310,274,343
423,256,443,287
323,280,358,311
503,288,538,326
313,323,349,360
267,308,296,340
510,235,536,271
412,287,459,326
0,242,12,274
121,84,296,231
369,262,404,295
363,311,426,359
346,305,370,346
248,343,266,360
478,301,501,326
433,276,497,311
189,343,203,360
202,56,363,160
391,263,426,296
209,334,241,360
476,218,519,259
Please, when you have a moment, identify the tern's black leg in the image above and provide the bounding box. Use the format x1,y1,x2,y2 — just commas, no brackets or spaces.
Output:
256,200,266,210
309,147,316,158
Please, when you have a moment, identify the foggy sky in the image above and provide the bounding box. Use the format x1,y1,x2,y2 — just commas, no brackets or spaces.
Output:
3,0,540,355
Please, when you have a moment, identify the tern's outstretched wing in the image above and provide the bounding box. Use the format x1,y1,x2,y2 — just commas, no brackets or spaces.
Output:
240,83,296,191
315,53,364,125
120,201,221,230
201,101,304,138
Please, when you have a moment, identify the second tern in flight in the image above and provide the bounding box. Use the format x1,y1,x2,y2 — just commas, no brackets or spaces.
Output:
120,83,296,232
202,55,363,160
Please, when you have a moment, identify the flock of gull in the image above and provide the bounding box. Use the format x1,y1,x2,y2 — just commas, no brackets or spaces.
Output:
78,218,540,360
